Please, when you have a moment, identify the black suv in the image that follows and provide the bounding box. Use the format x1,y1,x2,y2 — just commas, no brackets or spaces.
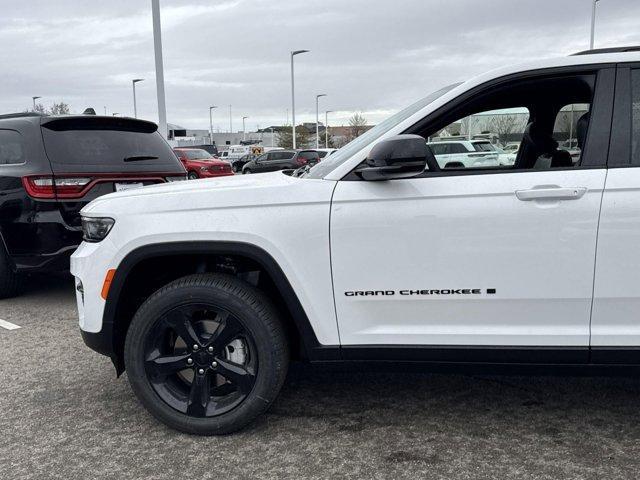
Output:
242,150,320,174
0,113,186,298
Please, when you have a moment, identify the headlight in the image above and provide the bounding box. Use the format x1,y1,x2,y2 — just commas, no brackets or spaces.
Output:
81,216,115,242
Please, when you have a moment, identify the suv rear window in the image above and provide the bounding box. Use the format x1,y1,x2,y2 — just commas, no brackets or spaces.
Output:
41,119,181,173
298,151,319,160
0,130,25,165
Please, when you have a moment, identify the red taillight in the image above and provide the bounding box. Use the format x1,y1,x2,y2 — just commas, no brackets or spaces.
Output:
22,176,90,199
22,173,181,200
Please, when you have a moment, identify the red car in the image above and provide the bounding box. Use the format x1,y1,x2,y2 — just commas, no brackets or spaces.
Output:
173,148,234,179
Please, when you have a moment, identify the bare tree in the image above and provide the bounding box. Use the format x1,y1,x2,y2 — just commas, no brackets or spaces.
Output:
347,113,368,141
489,114,527,144
32,103,46,114
49,102,71,115
276,125,311,149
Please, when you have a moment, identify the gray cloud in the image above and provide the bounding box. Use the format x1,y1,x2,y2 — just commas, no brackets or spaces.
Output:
0,0,638,130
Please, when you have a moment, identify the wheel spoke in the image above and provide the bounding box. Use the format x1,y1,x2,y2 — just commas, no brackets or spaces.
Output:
164,309,201,346
187,372,211,417
215,358,256,394
207,313,243,350
145,352,190,378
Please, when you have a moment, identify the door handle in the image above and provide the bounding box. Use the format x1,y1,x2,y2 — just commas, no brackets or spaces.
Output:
515,187,587,201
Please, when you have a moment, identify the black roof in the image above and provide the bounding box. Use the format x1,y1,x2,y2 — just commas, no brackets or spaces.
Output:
572,46,640,56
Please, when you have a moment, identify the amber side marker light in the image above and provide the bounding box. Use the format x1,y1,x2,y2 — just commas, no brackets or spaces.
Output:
101,269,116,300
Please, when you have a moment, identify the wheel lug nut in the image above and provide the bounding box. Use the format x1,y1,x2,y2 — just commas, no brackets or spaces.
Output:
192,344,199,351
187,358,193,365
211,361,218,368
198,368,205,375
208,346,214,353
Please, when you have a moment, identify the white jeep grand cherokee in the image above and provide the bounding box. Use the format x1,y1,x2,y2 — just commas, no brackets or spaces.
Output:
72,47,640,435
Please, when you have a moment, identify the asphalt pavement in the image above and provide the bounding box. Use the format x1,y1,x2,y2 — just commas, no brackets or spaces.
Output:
2,275,640,480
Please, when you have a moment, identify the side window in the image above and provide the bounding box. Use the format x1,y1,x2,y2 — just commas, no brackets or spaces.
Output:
0,130,25,165
632,69,640,165
451,143,469,154
430,108,529,170
428,143,445,155
553,103,590,165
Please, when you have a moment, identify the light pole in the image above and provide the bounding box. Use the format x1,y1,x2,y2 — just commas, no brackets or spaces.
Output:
242,116,249,141
229,105,232,133
290,50,310,149
590,0,600,49
325,110,333,148
315,94,327,149
151,0,167,139
209,106,217,144
132,78,144,118
32,96,41,111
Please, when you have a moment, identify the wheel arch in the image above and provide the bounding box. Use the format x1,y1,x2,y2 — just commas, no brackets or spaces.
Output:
103,241,332,374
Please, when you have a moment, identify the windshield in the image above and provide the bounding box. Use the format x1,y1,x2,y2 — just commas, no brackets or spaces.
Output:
306,83,460,178
182,149,213,160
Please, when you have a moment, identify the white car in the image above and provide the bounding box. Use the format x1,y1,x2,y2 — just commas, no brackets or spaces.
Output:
427,140,500,168
72,47,640,435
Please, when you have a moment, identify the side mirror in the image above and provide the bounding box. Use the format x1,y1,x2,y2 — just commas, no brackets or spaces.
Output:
355,134,428,181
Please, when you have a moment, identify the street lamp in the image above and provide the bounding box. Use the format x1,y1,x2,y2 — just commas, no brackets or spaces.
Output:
229,105,232,133
590,0,601,49
242,116,249,141
132,78,144,118
315,94,327,149
151,0,167,139
325,110,333,148
32,96,41,111
209,106,217,145
290,50,310,149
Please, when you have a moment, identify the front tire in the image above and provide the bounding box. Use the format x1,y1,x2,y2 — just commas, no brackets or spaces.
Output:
124,273,289,435
187,171,199,180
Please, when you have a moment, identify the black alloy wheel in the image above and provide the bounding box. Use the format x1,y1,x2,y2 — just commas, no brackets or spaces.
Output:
125,273,288,435
144,304,258,417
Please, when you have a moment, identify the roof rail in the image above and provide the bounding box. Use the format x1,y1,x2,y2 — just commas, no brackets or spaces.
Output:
0,112,46,120
572,46,640,56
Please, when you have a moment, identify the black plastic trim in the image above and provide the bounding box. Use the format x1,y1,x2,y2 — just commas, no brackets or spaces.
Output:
340,345,588,364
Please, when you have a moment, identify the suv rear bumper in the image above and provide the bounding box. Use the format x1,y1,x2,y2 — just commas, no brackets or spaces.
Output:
12,245,78,272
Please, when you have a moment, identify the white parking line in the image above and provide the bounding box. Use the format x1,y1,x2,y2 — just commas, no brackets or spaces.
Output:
0,319,21,330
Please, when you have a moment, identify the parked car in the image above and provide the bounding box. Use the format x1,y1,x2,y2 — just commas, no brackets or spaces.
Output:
231,153,256,173
242,150,319,174
427,140,500,168
73,47,640,435
314,148,338,159
0,113,186,298
173,148,233,179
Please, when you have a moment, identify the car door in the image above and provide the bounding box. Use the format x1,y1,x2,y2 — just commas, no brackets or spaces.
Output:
330,68,614,362
253,153,269,172
591,65,640,358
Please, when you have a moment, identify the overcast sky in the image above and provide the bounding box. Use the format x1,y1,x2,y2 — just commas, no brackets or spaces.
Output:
0,0,639,131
